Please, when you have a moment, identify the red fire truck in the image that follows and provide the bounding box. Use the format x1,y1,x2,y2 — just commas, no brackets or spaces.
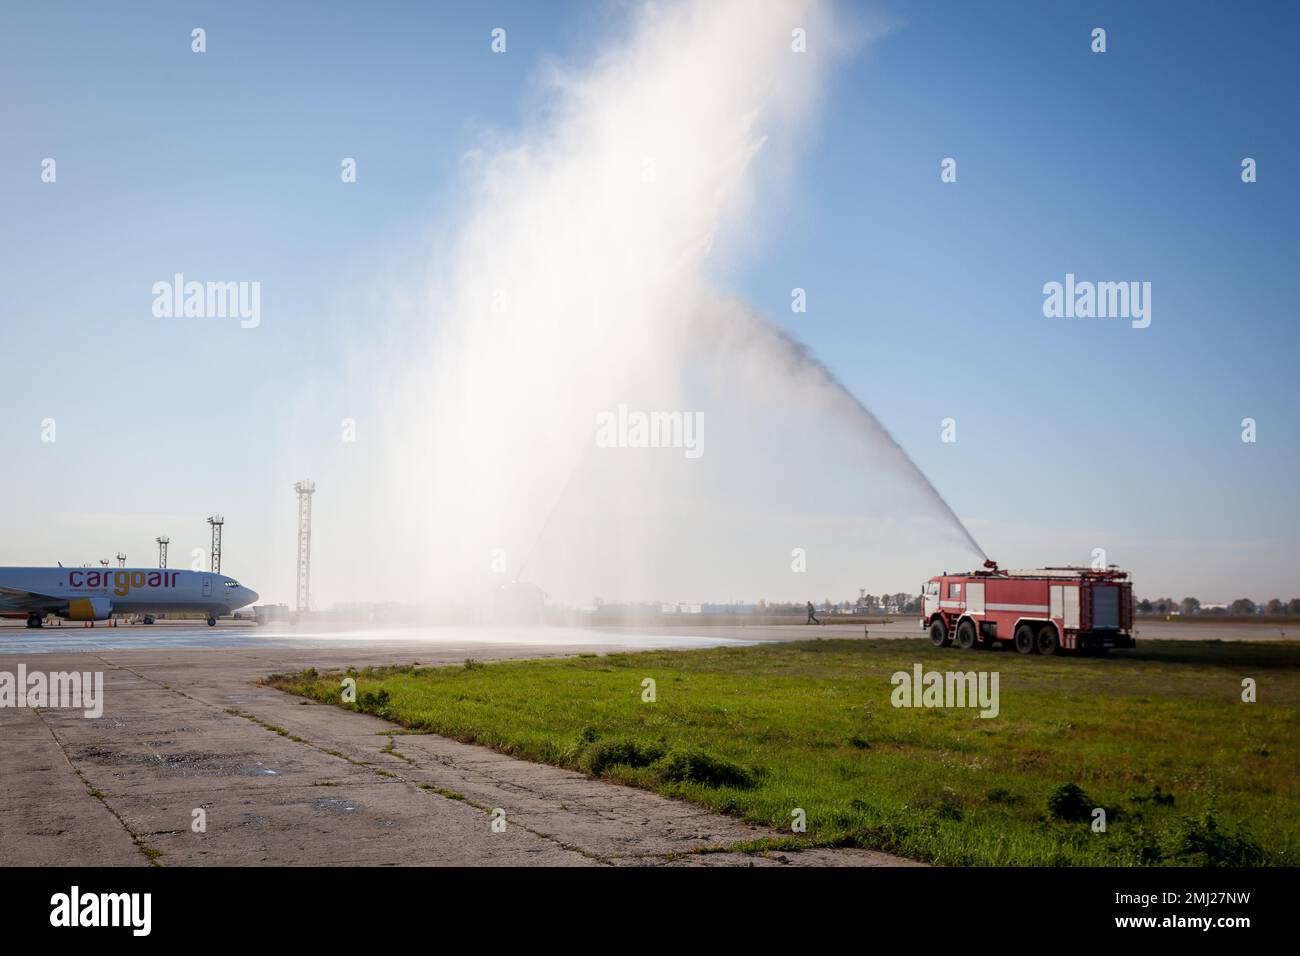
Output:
921,561,1135,655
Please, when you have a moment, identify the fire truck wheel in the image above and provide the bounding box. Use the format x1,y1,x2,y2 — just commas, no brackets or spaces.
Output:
956,619,978,650
929,619,950,647
1037,624,1061,656
1014,624,1038,654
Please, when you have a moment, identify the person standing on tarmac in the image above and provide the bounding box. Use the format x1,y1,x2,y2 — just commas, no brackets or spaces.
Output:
806,601,820,625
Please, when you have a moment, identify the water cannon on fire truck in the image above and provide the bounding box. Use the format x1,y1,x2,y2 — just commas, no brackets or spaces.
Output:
921,560,1135,656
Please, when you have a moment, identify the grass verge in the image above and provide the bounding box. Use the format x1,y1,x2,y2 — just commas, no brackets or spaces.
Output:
266,639,1299,866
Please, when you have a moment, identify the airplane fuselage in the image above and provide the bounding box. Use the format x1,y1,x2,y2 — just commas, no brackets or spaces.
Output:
0,567,259,624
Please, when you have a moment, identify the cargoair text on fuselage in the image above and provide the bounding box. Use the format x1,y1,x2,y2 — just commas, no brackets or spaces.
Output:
0,567,258,628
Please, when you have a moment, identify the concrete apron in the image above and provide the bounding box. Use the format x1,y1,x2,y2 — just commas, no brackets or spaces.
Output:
0,643,920,867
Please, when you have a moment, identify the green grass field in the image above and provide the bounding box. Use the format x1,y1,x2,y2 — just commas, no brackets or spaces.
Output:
267,639,1299,866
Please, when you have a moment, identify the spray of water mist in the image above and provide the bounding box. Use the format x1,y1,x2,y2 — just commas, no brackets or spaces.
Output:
324,0,984,609
723,315,987,562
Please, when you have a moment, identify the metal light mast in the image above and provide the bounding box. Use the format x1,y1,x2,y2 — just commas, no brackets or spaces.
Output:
207,516,224,574
156,536,170,569
294,481,316,613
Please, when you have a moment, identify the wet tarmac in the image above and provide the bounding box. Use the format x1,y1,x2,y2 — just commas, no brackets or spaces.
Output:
0,615,1287,657
0,621,770,655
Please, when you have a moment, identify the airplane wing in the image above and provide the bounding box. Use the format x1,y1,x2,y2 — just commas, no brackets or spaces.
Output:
0,586,65,611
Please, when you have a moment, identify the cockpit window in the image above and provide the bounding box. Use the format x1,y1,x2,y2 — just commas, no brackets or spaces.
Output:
224,581,240,588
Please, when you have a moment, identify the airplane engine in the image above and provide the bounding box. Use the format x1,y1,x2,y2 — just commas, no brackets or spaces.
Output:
66,597,113,621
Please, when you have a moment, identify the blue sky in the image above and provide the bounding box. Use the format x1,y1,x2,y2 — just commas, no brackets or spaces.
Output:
1,1,1296,603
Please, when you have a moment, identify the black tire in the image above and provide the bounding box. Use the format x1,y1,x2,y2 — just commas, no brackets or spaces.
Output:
1014,623,1037,655
929,619,950,647
1037,624,1061,656
143,615,155,625
956,619,978,650
207,617,217,627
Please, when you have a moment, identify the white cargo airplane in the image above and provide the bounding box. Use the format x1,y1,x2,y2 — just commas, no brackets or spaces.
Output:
0,567,258,628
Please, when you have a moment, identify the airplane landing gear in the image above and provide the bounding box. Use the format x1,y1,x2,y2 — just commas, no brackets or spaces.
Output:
207,616,217,627
142,615,155,625
25,613,44,629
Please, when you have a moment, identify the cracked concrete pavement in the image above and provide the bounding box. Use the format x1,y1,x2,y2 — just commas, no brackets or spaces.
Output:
0,634,918,867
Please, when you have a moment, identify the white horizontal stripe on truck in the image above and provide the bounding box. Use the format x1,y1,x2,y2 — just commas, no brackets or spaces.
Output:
987,603,1050,613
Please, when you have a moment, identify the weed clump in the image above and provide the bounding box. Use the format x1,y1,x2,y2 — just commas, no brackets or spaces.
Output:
1108,811,1266,866
1047,783,1094,822
655,749,754,789
356,689,391,713
1129,785,1175,807
1165,811,1265,866
582,739,664,775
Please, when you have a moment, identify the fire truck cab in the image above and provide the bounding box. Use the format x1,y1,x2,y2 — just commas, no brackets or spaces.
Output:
921,561,1135,656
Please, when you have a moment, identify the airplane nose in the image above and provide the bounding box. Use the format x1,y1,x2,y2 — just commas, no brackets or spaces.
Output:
244,588,259,605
